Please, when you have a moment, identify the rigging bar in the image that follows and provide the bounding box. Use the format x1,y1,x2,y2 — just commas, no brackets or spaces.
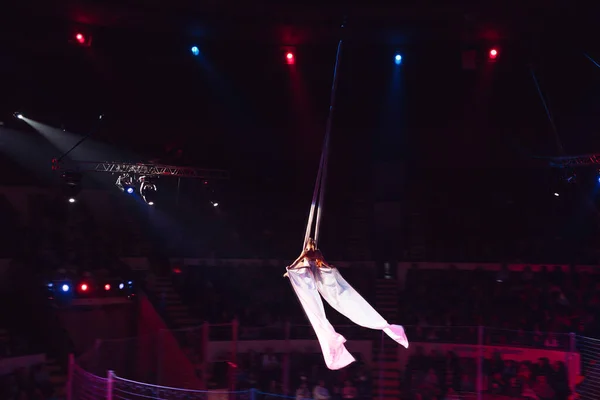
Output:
56,161,229,179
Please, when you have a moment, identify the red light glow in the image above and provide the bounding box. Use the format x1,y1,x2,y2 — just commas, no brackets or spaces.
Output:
104,284,111,291
489,49,498,59
286,52,295,65
173,267,182,274
75,33,85,44
80,283,88,291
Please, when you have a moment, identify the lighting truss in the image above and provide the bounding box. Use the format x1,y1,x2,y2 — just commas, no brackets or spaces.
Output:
55,161,229,179
549,154,600,168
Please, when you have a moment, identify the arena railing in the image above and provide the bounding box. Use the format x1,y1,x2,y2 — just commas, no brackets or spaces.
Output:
68,324,591,400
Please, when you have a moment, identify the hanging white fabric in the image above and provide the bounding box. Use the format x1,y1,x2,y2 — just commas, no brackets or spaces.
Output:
287,261,356,370
315,266,409,348
287,32,409,370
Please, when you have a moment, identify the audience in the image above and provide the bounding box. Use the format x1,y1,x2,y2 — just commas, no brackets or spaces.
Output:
0,365,64,400
400,267,600,343
405,350,571,400
3,190,600,400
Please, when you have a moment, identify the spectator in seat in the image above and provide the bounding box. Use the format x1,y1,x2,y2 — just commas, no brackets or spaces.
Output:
533,358,552,378
419,368,441,399
313,380,331,400
506,377,522,398
32,364,51,396
544,334,559,348
502,360,517,381
521,383,539,400
444,388,460,400
550,361,570,400
532,375,555,400
459,373,475,392
489,372,505,395
342,380,358,399
295,382,310,400
331,384,342,400
262,349,279,370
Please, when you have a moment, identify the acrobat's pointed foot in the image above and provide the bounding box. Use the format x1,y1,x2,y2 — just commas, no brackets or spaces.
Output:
383,325,409,349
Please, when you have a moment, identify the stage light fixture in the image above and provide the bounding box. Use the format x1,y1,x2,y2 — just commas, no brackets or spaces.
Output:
62,171,82,202
191,46,200,56
15,113,23,120
61,284,70,292
139,176,158,206
286,52,295,65
394,54,402,65
71,31,92,47
104,284,111,291
119,283,125,290
80,283,88,292
116,174,135,194
489,48,498,60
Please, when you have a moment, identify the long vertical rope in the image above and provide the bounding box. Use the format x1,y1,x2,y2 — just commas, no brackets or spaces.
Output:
303,148,326,250
303,30,345,249
530,66,565,155
314,39,343,246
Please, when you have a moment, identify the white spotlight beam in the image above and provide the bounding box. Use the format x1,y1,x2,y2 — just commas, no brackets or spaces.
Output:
56,161,229,179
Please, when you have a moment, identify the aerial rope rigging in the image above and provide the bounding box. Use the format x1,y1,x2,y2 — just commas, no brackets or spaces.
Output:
284,23,409,371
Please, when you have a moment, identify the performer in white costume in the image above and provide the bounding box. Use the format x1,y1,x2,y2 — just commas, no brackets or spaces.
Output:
285,239,409,370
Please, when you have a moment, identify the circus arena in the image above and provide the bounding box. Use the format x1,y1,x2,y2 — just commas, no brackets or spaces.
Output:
2,1,600,400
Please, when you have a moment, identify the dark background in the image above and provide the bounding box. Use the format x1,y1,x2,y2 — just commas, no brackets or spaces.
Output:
2,1,600,260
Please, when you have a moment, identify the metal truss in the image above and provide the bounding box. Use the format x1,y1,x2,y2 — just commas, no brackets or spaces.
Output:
549,154,600,168
55,160,229,179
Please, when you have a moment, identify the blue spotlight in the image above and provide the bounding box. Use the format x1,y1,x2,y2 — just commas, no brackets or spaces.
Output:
394,54,402,65
126,187,134,194
61,284,70,292
191,46,200,56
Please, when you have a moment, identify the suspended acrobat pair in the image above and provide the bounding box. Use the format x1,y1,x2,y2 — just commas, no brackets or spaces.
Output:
284,37,409,370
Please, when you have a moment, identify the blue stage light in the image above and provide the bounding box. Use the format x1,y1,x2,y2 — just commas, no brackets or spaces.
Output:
119,283,125,290
394,54,402,65
126,187,134,194
62,284,70,292
191,46,200,56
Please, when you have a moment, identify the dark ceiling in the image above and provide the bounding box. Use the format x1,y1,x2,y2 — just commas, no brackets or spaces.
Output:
3,1,598,46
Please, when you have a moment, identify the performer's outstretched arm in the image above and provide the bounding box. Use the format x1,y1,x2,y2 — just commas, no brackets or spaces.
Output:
283,252,308,277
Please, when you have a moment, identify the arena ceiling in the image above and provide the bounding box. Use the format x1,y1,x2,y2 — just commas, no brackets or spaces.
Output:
3,0,599,47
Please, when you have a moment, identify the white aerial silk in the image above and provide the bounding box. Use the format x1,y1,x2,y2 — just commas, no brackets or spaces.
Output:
287,263,356,370
287,261,409,370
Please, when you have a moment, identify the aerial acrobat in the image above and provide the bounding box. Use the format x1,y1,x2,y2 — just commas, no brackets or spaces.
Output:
284,238,409,370
284,25,408,371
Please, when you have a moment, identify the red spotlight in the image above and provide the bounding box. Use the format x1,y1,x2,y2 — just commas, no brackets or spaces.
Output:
104,284,111,291
75,33,86,44
286,52,295,65
489,48,498,60
80,283,88,292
